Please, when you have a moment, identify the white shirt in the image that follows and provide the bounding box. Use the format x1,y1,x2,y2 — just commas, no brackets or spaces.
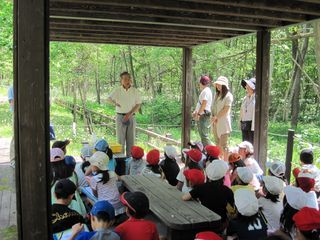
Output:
258,197,283,234
176,167,192,193
109,86,142,113
244,156,264,176
241,94,255,127
195,87,212,114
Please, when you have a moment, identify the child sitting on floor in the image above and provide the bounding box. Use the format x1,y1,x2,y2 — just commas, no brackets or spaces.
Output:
183,168,205,190
94,139,115,171
230,166,254,192
160,146,180,186
267,161,287,185
70,200,120,240
115,191,159,240
128,146,145,175
204,145,221,167
141,149,163,178
86,151,125,216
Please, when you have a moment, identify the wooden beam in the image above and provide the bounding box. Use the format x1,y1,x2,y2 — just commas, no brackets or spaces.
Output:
254,30,271,172
49,18,248,36
14,0,51,239
50,0,310,22
182,48,193,148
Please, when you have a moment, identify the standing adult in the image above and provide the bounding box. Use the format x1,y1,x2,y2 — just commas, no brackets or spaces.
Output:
192,75,212,146
8,86,15,168
108,72,142,157
211,76,233,159
240,77,256,144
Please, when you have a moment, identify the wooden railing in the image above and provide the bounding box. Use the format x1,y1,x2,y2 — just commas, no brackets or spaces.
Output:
55,99,181,149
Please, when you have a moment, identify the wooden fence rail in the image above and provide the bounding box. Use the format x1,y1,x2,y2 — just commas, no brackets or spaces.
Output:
55,99,182,148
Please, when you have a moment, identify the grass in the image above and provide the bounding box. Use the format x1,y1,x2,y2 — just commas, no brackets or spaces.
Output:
0,226,18,240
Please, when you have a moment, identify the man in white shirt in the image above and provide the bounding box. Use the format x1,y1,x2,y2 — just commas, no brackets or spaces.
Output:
108,72,142,157
192,76,212,146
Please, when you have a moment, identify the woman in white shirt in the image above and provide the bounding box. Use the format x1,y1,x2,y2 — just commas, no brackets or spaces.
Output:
240,77,256,144
192,75,213,147
211,76,233,159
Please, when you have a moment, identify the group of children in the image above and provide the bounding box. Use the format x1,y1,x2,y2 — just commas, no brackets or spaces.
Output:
50,138,320,240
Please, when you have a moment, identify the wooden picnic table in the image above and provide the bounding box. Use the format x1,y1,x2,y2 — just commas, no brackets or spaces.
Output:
121,175,221,240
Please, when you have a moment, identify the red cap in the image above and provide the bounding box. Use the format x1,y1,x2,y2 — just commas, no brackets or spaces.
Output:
195,231,223,240
228,153,241,163
183,169,205,186
199,75,211,85
293,167,301,179
186,149,202,163
146,149,160,165
205,145,220,158
293,207,320,231
131,146,144,159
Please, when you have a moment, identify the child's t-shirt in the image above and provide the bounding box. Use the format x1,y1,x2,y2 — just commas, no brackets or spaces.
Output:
141,166,162,178
227,213,268,240
176,167,192,193
75,229,120,240
115,217,160,240
128,158,146,175
89,171,125,215
190,181,234,222
244,156,263,176
159,158,180,186
258,197,283,234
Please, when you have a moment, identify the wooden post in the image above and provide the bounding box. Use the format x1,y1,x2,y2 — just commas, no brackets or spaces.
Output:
182,47,193,148
285,129,295,182
254,30,271,172
14,0,51,239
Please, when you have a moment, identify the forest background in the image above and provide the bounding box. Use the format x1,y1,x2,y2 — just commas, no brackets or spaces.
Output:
1,0,320,172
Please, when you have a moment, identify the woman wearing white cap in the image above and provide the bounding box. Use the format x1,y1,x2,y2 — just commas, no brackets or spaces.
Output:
240,77,256,144
211,76,233,159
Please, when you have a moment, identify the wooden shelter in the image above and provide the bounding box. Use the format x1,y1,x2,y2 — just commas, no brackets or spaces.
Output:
13,0,320,239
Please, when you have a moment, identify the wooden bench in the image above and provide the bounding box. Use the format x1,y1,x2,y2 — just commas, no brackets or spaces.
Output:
121,175,221,240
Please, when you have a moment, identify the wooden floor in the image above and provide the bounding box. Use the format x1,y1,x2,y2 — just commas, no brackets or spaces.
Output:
0,138,17,239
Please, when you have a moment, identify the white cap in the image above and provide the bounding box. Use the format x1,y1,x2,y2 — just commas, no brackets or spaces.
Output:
89,151,109,171
205,160,228,181
164,146,177,159
234,189,259,216
244,78,256,90
213,76,229,89
237,167,253,184
263,176,284,195
238,141,254,154
267,161,286,178
284,185,319,210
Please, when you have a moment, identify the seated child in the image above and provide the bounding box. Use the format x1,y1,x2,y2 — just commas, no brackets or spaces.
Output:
188,141,206,169
228,153,246,185
258,176,284,234
182,160,234,230
52,179,85,239
227,189,267,240
74,146,94,188
115,191,159,240
86,151,125,216
70,200,120,240
238,141,263,178
230,166,254,192
94,139,115,171
183,168,205,190
141,149,163,178
52,139,70,155
204,145,221,167
128,146,145,175
267,161,287,185
293,207,320,240
160,146,180,186
177,149,202,192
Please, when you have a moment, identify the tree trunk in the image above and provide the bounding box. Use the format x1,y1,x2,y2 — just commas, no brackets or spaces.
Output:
122,49,128,71
128,46,137,87
290,30,309,129
95,49,101,104
78,81,93,134
143,48,156,98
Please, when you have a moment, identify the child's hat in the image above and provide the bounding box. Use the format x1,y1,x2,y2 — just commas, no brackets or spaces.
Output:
267,161,286,178
293,207,320,232
184,169,205,186
50,148,65,162
120,191,149,216
228,153,241,163
262,176,284,195
80,146,94,158
52,139,70,150
237,167,253,184
195,231,223,240
94,139,109,152
300,149,313,163
131,146,144,159
146,149,160,165
284,185,318,210
91,200,115,220
188,141,204,152
186,149,202,163
297,170,316,193
64,155,76,167
204,145,220,158
89,151,109,171
199,75,211,86
234,188,259,216
164,146,177,159
237,141,254,154
205,160,228,181
54,179,77,196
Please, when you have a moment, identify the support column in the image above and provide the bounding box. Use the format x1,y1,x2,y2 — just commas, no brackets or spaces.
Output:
14,0,51,239
254,30,271,171
182,48,193,148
